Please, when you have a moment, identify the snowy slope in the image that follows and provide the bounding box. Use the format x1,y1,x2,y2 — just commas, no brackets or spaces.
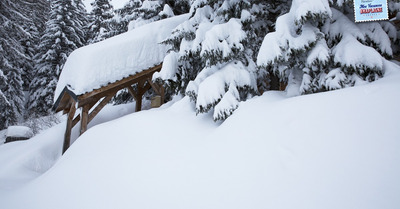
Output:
1,62,400,209
0,102,138,191
55,14,188,99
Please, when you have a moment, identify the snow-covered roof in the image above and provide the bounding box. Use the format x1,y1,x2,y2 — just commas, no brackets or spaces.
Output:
54,14,188,101
6,126,34,138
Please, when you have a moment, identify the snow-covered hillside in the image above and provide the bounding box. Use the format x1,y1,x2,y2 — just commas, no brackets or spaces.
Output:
1,61,399,209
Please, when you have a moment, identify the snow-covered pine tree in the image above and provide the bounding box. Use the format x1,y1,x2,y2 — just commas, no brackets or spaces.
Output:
154,0,289,121
88,0,114,43
108,0,143,36
72,0,89,45
388,1,400,58
128,0,173,30
19,0,49,90
0,0,33,126
0,70,15,130
257,0,398,96
29,0,87,116
163,0,190,15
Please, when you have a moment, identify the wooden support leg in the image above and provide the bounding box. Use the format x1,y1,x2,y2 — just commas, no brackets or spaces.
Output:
135,96,142,112
80,104,89,135
159,84,165,104
135,80,146,112
63,101,76,154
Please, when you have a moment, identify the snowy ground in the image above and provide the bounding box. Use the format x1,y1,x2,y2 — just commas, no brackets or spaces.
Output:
0,62,400,209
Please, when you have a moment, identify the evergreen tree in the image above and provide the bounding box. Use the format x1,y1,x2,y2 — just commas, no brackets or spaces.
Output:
388,1,400,57
101,0,142,39
20,0,49,90
72,0,89,45
29,0,87,116
88,0,114,43
154,0,289,121
0,0,33,127
0,70,15,130
257,0,398,95
163,0,190,15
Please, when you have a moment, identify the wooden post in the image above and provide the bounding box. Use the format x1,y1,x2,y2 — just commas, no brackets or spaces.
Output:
135,80,145,112
279,82,287,91
80,104,89,135
63,101,76,154
135,95,142,112
159,84,165,104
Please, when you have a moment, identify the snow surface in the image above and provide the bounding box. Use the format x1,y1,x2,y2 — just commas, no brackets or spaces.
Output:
1,61,400,209
54,14,188,100
0,102,138,191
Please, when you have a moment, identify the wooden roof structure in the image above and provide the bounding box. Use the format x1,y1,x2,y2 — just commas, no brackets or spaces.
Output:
53,64,164,154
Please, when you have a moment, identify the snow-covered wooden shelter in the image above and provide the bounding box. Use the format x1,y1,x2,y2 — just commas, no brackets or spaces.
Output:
53,15,188,153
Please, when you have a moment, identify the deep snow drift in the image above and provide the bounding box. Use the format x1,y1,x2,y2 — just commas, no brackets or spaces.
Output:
0,102,139,191
1,62,400,209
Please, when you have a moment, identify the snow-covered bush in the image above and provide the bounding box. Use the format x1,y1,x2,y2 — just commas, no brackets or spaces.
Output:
22,113,61,135
257,0,399,95
155,0,289,121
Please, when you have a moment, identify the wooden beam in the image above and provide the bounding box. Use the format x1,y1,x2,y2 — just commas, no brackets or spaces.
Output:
88,94,114,124
63,101,76,154
147,78,161,95
77,75,149,108
127,85,138,101
140,81,152,95
80,104,89,135
54,87,78,113
72,115,81,128
63,108,69,115
78,64,162,101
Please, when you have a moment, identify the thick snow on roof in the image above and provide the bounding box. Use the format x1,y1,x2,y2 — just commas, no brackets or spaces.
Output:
54,14,188,101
